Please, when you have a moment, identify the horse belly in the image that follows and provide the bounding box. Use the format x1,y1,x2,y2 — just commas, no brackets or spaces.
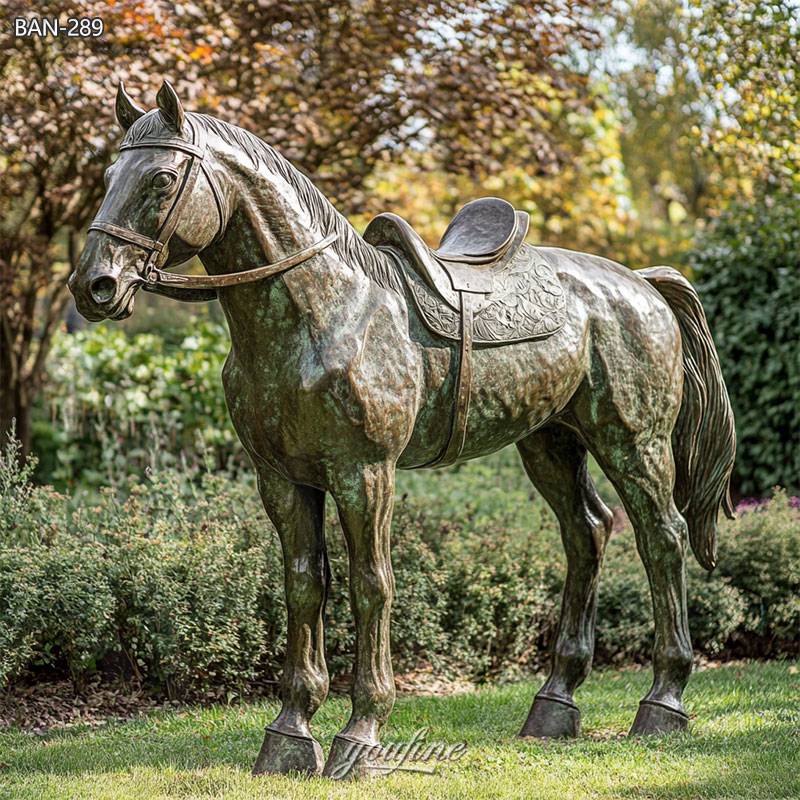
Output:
462,337,585,456
398,326,587,468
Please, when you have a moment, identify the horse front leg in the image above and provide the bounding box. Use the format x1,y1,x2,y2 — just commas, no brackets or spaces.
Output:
251,463,329,776
323,461,396,780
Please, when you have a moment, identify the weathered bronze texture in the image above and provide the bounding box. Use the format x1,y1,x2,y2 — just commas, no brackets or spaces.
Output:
69,82,736,778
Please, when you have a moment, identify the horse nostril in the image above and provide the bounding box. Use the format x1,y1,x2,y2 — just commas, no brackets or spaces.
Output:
90,275,117,305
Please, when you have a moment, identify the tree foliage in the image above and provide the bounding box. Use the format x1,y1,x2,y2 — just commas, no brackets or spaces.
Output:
689,0,799,192
1,1,193,454
607,0,799,267
353,92,635,263
609,0,712,266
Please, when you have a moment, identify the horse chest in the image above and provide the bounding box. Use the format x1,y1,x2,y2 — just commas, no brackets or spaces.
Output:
221,311,421,484
222,345,323,469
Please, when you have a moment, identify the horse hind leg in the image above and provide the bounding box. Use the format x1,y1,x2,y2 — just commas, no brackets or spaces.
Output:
590,430,693,735
516,424,613,739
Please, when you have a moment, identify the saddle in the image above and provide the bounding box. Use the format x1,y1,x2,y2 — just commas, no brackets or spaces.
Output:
364,197,566,468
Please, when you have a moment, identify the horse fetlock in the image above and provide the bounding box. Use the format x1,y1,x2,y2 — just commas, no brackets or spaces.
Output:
352,684,396,723
554,638,593,671
654,643,693,686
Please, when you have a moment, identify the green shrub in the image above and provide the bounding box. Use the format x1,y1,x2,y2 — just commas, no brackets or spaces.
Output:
716,491,800,654
685,569,748,656
35,542,116,686
596,533,749,662
105,525,272,699
0,530,116,688
35,321,243,488
439,526,563,678
595,538,653,662
691,193,800,495
0,437,798,696
0,548,43,683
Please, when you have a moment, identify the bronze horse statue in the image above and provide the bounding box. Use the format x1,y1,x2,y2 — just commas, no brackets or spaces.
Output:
69,82,736,779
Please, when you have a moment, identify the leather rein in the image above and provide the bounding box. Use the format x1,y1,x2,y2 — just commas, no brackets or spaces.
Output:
87,118,338,300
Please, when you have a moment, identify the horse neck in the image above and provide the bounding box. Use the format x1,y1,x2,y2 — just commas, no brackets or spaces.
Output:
201,128,402,341
198,128,398,339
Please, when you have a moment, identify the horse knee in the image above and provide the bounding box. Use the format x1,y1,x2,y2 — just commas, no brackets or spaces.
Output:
352,567,394,618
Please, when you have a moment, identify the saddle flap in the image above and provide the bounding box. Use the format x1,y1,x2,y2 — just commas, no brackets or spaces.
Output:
401,244,567,346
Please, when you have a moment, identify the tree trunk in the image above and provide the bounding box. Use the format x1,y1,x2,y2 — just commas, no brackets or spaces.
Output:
0,279,71,462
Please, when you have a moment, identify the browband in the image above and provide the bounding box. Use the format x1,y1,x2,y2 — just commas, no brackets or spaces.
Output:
119,139,205,157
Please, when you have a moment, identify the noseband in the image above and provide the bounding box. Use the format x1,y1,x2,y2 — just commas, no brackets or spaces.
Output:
87,117,337,298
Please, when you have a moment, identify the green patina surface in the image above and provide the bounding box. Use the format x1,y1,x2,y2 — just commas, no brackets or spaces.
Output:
68,83,738,775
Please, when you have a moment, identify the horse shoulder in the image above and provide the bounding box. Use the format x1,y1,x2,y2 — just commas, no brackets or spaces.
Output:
311,293,422,456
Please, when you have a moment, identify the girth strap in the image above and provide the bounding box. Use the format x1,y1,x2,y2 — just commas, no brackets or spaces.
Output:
425,291,474,467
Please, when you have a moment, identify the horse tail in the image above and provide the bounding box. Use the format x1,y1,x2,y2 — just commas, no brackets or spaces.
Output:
640,266,736,571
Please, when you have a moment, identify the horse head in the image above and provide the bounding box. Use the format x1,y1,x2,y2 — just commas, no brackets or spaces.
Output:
69,81,222,320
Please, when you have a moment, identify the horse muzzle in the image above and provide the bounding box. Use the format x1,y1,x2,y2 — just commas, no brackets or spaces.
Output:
69,236,142,322
71,273,139,321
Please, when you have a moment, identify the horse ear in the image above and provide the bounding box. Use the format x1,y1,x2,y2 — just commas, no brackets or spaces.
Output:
115,81,145,131
156,80,185,134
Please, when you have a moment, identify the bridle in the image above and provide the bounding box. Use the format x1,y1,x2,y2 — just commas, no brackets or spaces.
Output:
87,117,338,299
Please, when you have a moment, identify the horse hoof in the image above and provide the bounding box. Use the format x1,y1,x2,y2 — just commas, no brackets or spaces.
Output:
629,700,689,736
322,734,388,780
252,726,324,776
518,694,581,739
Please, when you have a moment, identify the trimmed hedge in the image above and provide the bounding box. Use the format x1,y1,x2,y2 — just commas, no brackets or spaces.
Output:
2,438,798,698
691,193,800,495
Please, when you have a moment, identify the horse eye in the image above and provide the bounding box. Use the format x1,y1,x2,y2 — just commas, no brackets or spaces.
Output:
152,171,175,189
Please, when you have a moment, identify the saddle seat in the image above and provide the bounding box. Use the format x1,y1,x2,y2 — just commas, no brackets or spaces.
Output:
363,197,530,307
363,197,564,470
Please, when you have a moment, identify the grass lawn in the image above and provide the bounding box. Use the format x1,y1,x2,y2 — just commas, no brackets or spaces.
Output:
0,661,798,799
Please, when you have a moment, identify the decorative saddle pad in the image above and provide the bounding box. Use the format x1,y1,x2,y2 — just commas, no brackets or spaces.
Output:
399,244,566,345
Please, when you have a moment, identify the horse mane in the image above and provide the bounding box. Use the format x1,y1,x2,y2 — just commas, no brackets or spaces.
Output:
122,110,402,295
